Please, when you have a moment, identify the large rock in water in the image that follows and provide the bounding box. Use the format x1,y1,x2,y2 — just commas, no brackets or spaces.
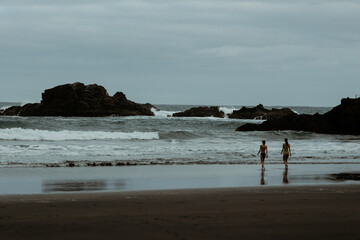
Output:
2,82,154,117
228,104,295,120
172,106,225,118
236,98,360,135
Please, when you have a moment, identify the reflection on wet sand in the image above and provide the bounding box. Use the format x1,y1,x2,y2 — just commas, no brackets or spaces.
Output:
283,168,289,184
259,168,289,185
260,169,266,185
42,179,126,193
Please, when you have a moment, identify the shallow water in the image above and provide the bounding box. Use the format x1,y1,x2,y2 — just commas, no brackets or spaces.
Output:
0,164,358,195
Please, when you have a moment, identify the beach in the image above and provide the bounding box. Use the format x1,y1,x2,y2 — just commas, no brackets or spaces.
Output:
1,184,360,240
1,165,360,239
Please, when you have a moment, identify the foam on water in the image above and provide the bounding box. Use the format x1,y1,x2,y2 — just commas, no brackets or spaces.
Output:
290,109,300,115
0,128,159,141
151,108,177,117
0,105,13,110
219,106,237,116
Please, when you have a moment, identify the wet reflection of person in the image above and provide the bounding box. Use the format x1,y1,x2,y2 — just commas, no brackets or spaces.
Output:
260,169,266,185
283,168,289,184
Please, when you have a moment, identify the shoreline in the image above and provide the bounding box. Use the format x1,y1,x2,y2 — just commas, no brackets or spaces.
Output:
1,184,360,240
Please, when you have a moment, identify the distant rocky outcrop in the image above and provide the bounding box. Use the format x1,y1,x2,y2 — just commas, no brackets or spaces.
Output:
236,98,360,135
172,106,225,118
228,104,296,120
1,82,155,117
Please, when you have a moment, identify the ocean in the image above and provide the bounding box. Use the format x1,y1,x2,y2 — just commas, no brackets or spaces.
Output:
1,102,359,168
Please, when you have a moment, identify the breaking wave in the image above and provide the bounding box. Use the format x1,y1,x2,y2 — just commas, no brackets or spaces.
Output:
151,108,177,117
219,106,237,116
0,128,159,141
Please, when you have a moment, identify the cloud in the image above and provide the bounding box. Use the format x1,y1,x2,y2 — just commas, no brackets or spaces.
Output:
0,0,359,105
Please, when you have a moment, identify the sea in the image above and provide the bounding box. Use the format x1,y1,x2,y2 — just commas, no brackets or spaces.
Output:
1,102,359,168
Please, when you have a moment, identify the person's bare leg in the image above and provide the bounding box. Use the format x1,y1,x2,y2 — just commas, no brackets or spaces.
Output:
283,155,288,168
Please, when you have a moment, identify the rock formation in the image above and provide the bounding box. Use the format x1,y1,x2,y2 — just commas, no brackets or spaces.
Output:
228,104,296,120
172,106,225,118
236,98,360,135
2,82,155,117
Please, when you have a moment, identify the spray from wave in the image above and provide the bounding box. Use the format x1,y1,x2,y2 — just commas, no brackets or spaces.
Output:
0,105,13,111
151,107,177,117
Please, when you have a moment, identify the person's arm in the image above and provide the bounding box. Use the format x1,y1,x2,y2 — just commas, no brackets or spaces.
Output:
289,145,291,156
281,144,283,154
257,146,261,155
266,147,268,158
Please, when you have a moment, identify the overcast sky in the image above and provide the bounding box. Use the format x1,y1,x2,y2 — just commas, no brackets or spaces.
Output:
1,0,360,106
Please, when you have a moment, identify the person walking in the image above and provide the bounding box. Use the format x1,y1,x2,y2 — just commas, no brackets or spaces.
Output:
281,138,291,168
257,140,268,170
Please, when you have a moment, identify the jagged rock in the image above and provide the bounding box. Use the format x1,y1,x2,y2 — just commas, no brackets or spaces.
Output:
172,106,225,118
236,98,360,135
266,108,297,120
228,104,295,120
2,82,155,117
141,103,158,112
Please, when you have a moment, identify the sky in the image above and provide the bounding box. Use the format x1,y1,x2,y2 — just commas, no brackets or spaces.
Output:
1,0,360,107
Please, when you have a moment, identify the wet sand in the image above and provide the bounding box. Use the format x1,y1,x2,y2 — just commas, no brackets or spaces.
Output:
1,185,360,240
1,164,359,194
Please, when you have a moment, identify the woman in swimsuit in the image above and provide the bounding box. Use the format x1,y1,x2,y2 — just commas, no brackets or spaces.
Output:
281,138,291,168
257,140,268,170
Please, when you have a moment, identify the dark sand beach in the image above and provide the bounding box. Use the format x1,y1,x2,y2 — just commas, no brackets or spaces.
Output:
1,185,360,240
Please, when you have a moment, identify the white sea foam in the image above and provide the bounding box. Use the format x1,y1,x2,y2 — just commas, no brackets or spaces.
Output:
0,105,13,110
291,109,300,115
219,106,238,117
151,108,177,117
0,128,159,141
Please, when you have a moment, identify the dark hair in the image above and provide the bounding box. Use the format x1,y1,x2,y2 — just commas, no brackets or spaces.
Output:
262,140,266,144
284,138,289,146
